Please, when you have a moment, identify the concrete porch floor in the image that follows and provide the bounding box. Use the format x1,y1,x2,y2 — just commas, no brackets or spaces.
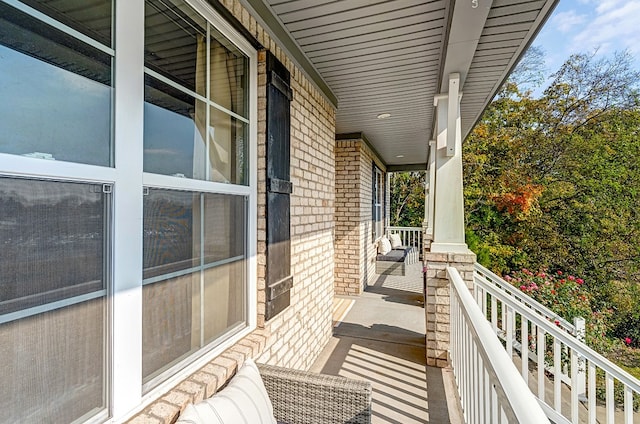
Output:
311,262,464,423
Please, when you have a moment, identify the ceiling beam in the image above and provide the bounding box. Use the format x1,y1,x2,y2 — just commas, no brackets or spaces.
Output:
440,0,493,92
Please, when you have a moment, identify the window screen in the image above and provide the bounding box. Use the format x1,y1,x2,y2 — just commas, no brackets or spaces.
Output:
0,176,109,423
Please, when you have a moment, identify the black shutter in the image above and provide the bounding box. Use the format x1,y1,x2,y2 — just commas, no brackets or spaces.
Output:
265,52,293,320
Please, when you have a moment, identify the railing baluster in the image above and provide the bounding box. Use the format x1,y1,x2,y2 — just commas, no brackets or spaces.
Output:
506,306,514,359
538,326,546,401
571,347,579,423
484,367,491,423
624,386,633,424
464,317,470,421
588,361,596,424
521,316,529,383
491,296,498,333
606,372,614,424
554,338,562,412
491,384,498,423
477,354,483,424
473,343,479,423
501,300,507,335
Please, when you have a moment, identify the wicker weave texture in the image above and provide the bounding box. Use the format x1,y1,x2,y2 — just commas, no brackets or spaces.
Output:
258,364,372,424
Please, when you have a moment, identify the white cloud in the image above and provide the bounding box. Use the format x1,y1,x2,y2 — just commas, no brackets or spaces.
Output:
551,10,588,33
572,0,640,55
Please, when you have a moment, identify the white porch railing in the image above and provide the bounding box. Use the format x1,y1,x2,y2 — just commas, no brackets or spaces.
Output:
448,266,551,423
386,226,422,252
474,263,640,424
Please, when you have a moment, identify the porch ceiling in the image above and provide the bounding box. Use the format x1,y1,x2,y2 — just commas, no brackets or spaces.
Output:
246,0,558,169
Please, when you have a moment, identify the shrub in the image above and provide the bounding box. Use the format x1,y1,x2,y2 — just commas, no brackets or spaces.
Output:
504,269,615,352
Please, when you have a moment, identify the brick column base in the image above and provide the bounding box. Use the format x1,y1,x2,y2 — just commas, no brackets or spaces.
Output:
422,225,432,260
424,251,476,367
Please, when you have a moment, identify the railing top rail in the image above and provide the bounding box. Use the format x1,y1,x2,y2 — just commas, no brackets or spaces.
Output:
448,266,551,424
473,264,640,393
386,226,423,231
474,263,574,331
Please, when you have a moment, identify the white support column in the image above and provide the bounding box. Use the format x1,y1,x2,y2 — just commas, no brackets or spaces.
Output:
423,177,429,226
431,74,468,254
425,140,436,239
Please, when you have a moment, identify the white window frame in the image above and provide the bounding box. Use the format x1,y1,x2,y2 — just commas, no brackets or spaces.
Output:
373,165,384,240
112,0,258,421
0,0,257,422
0,1,116,422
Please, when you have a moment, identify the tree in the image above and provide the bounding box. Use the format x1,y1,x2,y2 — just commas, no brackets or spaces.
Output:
389,171,426,227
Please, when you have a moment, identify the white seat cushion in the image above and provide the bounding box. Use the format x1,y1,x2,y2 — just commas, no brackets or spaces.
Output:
378,237,392,255
177,359,277,424
389,233,402,248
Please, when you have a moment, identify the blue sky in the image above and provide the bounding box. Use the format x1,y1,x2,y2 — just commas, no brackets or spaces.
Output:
532,0,640,86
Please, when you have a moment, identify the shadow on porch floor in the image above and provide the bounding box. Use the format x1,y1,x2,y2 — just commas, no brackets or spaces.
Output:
311,262,464,423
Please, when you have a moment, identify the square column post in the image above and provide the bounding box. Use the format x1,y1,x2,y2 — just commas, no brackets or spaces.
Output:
423,140,436,256
431,75,467,254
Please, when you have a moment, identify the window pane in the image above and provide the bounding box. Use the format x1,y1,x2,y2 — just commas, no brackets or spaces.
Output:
209,108,248,185
203,193,245,263
0,177,106,315
143,273,200,381
145,0,206,95
209,28,248,118
0,177,108,423
143,189,200,280
142,190,247,386
20,0,112,47
0,298,106,424
203,260,245,344
0,3,112,166
144,75,207,179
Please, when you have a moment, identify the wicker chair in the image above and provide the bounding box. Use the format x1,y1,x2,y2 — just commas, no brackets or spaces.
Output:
258,364,372,424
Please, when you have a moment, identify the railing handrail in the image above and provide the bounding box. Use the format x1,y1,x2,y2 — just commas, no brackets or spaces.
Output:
474,265,640,394
386,225,422,230
448,266,551,423
474,263,575,332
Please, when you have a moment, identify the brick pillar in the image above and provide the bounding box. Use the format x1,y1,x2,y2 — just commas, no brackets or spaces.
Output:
422,224,432,259
424,251,476,367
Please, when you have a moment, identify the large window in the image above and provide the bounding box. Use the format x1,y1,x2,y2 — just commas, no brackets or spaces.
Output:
373,165,384,239
0,0,256,421
141,0,253,391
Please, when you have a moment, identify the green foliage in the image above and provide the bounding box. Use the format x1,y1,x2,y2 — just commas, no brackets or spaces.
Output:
604,280,640,348
389,171,426,227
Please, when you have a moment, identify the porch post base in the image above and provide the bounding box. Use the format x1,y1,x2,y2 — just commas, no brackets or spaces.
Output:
424,250,476,367
422,223,433,257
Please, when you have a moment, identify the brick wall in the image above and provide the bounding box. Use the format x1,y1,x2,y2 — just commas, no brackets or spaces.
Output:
334,138,385,296
334,140,361,295
128,1,336,421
